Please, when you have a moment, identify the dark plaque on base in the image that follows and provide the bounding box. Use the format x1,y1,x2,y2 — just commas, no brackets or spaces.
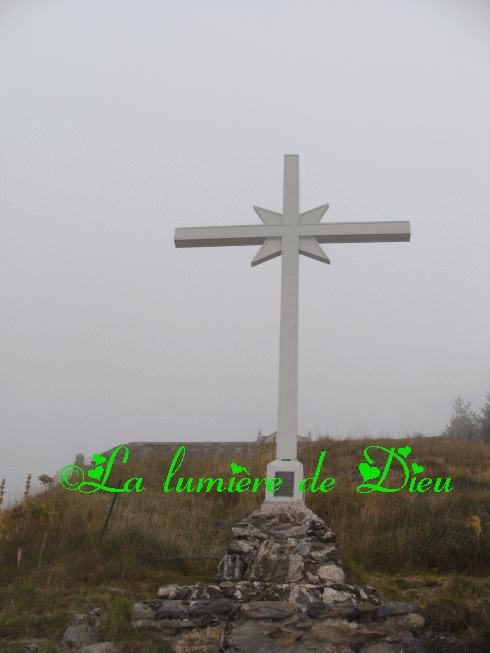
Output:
274,471,294,498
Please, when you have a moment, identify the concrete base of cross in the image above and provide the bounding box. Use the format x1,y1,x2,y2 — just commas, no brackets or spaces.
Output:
263,458,305,503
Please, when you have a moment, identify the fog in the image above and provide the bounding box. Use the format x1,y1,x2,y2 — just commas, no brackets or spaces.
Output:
1,0,489,509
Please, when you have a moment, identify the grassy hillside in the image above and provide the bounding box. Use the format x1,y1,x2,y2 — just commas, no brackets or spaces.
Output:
1,432,489,652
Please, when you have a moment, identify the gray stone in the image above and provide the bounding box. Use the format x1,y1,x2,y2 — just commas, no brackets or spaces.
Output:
385,612,426,633
286,643,354,653
215,553,244,582
228,539,256,555
173,623,225,652
306,595,358,621
222,582,263,602
61,625,97,651
225,622,282,652
130,601,156,621
307,601,329,618
283,584,323,605
131,619,168,633
240,600,297,620
202,584,224,598
322,587,357,607
225,620,303,651
232,525,262,539
188,598,236,617
377,601,419,618
156,583,181,599
359,644,398,653
317,563,346,584
356,602,378,614
402,639,429,652
79,644,122,653
312,528,337,543
245,539,304,583
309,543,337,562
266,523,308,540
156,620,197,629
157,600,189,619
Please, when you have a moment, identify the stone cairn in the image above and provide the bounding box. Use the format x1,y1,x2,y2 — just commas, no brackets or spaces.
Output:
55,500,430,653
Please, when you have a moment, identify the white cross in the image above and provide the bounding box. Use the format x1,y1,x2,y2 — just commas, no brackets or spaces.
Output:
174,155,410,502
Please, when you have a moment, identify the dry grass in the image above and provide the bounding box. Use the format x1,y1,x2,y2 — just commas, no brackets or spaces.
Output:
0,431,489,652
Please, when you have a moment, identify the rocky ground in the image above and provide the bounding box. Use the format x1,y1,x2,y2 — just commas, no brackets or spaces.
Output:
47,500,437,653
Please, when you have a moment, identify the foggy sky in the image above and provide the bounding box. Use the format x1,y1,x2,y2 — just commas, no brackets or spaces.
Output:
1,0,489,509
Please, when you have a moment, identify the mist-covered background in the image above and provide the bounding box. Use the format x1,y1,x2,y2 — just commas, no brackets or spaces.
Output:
1,0,489,509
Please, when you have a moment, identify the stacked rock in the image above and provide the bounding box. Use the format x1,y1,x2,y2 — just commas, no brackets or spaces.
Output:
128,500,428,653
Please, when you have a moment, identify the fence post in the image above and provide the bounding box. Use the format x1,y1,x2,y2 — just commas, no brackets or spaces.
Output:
38,531,48,569
98,480,123,548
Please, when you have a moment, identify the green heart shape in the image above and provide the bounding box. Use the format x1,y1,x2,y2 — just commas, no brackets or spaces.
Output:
93,454,106,466
231,463,250,475
88,466,105,481
359,462,381,481
412,463,424,475
398,447,411,458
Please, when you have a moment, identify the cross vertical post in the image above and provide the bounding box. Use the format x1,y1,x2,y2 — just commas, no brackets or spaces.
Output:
277,154,300,462
265,155,305,502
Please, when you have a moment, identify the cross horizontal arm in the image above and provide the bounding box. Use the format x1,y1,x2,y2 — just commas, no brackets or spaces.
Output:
174,221,410,248
175,225,273,247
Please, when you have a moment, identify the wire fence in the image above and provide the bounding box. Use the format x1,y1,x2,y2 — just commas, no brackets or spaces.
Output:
93,477,490,564
96,487,262,562
4,453,489,571
337,478,490,559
